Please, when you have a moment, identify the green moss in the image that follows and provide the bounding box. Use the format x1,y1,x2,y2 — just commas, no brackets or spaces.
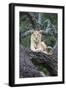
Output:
32,59,50,76
21,35,31,48
42,34,56,47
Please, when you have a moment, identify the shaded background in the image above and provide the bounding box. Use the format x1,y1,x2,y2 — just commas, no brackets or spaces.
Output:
19,12,58,77
20,12,58,48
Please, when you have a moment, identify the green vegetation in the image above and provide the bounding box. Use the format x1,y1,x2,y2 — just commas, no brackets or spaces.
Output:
31,59,50,76
20,12,57,48
21,35,31,48
19,12,58,76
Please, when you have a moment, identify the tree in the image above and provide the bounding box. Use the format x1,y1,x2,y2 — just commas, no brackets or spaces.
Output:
19,12,58,77
20,43,58,77
20,12,57,47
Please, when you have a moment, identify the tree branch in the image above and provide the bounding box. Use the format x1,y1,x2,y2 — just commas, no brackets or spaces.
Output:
20,44,58,76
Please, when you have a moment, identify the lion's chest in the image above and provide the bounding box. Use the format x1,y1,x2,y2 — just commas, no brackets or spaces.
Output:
31,31,47,52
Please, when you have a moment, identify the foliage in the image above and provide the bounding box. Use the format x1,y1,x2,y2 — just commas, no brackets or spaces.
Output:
19,12,58,76
20,12,58,48
31,59,50,76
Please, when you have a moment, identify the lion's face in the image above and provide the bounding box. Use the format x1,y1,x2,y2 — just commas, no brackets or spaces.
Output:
32,31,41,44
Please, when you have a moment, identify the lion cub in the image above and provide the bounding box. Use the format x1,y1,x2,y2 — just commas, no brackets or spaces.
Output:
31,30,48,54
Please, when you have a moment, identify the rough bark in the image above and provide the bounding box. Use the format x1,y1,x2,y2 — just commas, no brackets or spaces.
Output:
26,47,58,76
20,44,58,78
20,45,45,78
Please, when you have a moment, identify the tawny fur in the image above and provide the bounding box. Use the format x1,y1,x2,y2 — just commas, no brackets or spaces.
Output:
31,31,47,53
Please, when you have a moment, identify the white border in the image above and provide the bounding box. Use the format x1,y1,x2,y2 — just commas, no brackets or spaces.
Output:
15,6,63,84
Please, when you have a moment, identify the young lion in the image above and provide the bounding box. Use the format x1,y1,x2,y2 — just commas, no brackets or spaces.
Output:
31,30,48,54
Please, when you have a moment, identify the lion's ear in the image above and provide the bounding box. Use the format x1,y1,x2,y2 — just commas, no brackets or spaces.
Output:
31,30,34,34
31,32,33,34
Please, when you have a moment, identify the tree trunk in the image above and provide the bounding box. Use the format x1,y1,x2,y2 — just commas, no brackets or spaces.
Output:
20,44,58,77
